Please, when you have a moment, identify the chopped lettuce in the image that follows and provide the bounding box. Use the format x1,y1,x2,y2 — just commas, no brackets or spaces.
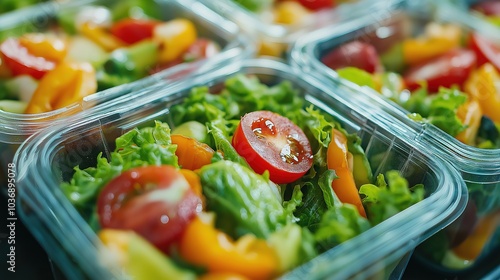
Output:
360,171,425,225
401,87,467,137
61,121,178,208
198,160,292,239
231,0,272,12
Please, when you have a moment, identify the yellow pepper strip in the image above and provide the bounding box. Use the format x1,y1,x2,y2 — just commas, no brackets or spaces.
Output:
24,61,96,114
19,33,67,62
455,99,482,145
452,210,500,261
403,23,462,66
327,129,367,218
80,22,125,52
153,19,197,63
179,215,278,280
274,1,310,25
464,63,500,123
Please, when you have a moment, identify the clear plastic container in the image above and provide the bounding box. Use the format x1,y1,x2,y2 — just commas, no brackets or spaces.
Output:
15,58,467,279
0,0,253,190
290,0,500,275
198,0,384,57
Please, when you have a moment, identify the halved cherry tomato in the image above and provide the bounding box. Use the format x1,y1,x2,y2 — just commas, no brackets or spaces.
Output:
298,0,334,11
403,48,476,92
110,18,160,45
97,165,203,253
322,41,382,74
232,111,313,184
469,32,500,71
0,38,55,79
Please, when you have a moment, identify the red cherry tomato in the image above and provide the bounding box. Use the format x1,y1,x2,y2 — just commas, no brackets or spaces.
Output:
232,111,313,184
110,18,160,45
298,0,334,10
321,40,382,74
403,48,476,92
0,38,55,79
183,38,220,62
97,165,202,253
469,32,500,71
471,0,500,16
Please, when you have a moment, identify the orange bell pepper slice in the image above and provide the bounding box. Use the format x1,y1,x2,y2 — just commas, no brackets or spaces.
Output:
464,63,500,123
24,61,96,114
327,129,367,218
19,33,67,62
171,134,214,171
403,23,462,66
452,210,500,261
455,99,482,145
80,22,125,52
179,216,278,280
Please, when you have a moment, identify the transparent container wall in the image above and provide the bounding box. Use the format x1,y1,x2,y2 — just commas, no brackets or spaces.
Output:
199,0,377,57
15,59,466,280
291,0,500,274
0,0,251,189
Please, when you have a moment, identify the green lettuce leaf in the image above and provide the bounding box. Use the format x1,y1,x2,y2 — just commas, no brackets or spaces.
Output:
198,160,291,239
61,121,178,209
359,171,425,225
337,67,376,89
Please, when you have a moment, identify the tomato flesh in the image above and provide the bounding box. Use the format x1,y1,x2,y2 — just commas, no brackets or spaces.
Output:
0,38,55,79
298,0,334,10
110,18,160,45
471,0,500,16
183,38,220,62
232,111,313,184
403,48,476,92
321,40,382,74
97,165,202,253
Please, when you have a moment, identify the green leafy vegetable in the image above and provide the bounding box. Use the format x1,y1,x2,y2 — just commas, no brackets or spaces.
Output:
61,121,178,208
401,87,467,137
198,160,291,239
231,0,272,12
360,171,425,225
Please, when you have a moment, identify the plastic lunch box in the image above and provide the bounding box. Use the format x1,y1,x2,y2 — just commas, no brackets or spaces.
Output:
0,0,253,190
14,58,467,279
289,0,500,274
197,0,382,57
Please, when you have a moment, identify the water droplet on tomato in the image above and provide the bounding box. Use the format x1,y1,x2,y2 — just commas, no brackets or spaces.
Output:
280,135,303,164
252,117,277,139
160,215,170,224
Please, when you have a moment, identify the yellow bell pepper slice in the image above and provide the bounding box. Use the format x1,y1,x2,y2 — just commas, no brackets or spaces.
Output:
24,61,96,114
80,22,125,52
179,215,278,280
19,33,67,62
455,99,482,145
153,19,197,63
403,23,462,66
464,63,500,123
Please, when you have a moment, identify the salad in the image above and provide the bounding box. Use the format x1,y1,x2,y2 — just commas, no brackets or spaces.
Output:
320,21,500,268
61,75,424,279
0,1,220,114
224,0,357,56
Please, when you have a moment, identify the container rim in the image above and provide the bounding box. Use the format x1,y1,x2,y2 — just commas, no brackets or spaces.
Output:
0,0,254,138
